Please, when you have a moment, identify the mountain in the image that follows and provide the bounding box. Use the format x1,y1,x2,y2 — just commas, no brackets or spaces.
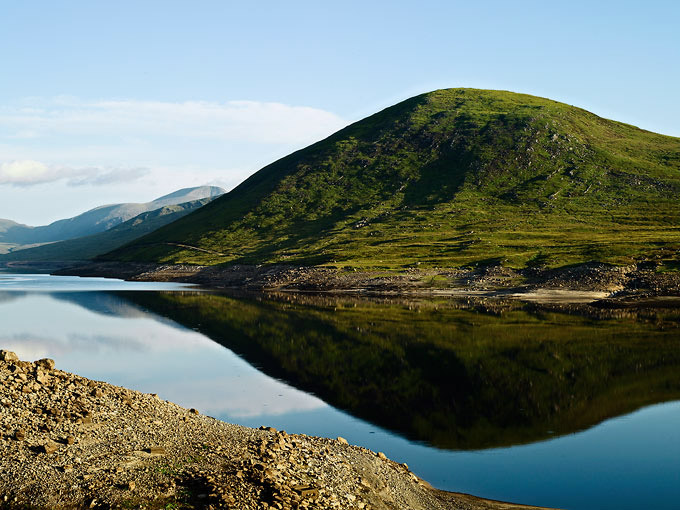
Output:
0,198,215,263
103,89,680,270
0,186,224,248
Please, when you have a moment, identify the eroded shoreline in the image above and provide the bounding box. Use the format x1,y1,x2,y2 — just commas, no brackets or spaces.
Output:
44,261,680,306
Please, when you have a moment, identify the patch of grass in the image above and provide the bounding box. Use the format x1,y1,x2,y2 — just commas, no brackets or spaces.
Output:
102,88,680,270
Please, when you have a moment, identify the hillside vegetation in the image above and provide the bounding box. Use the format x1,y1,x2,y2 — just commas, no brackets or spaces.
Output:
104,89,680,269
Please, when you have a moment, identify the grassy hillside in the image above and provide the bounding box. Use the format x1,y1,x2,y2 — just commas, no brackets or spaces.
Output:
0,199,213,262
104,89,680,269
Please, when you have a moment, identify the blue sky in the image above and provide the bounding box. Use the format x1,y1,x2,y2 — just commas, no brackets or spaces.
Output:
1,0,678,224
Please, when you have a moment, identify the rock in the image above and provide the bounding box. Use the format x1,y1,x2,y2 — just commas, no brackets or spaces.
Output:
189,408,199,415
0,350,18,362
14,429,26,441
291,484,319,499
377,451,387,460
127,481,136,491
65,436,75,445
91,388,103,398
336,436,348,445
35,358,55,370
143,447,166,455
41,442,59,454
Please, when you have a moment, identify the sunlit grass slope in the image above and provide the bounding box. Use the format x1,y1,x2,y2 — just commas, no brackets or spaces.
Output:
104,89,680,269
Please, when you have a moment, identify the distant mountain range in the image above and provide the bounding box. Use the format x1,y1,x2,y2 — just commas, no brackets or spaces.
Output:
0,186,224,261
0,198,217,263
0,186,224,247
101,88,680,270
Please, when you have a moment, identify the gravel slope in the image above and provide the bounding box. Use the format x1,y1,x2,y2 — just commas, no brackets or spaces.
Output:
0,350,555,510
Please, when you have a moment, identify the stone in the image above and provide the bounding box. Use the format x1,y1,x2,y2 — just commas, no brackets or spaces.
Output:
377,451,387,460
91,388,103,398
14,429,26,441
143,447,166,455
65,436,75,445
0,350,19,362
127,481,136,491
42,441,59,454
336,436,349,445
189,408,199,415
291,485,319,499
35,358,55,370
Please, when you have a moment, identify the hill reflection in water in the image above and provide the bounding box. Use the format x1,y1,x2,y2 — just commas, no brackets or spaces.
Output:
119,290,680,450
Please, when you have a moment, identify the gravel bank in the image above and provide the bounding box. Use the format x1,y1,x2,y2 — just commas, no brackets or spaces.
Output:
0,350,554,510
53,261,680,304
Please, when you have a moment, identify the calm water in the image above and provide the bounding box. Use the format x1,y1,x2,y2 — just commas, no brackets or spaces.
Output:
1,274,679,510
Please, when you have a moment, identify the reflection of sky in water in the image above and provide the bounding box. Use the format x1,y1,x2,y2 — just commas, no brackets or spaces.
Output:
0,273,198,292
0,291,326,419
236,402,680,510
0,280,679,510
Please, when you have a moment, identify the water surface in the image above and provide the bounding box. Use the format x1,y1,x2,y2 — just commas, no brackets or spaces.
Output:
1,274,679,510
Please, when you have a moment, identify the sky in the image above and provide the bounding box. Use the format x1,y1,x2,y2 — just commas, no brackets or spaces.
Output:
0,0,678,225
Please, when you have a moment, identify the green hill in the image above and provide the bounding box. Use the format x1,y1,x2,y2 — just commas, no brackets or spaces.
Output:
103,89,680,270
0,198,214,263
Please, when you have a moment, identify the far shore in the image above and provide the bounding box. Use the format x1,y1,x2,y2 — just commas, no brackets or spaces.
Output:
32,259,680,307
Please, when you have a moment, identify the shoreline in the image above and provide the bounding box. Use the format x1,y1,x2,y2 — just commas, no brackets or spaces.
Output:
0,350,556,510
45,260,680,306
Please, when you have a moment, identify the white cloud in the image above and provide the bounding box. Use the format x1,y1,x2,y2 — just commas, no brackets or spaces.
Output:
0,97,347,145
0,96,348,224
0,160,51,185
0,160,149,187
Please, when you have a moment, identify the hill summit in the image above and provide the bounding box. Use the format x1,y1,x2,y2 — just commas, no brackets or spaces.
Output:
104,89,680,269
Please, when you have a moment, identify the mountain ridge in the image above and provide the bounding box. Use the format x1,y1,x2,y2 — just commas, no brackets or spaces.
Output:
0,185,225,250
0,198,217,263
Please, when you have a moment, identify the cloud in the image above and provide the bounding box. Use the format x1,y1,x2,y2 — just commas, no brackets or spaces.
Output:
0,96,348,223
0,97,347,145
66,167,150,186
0,160,51,185
0,159,148,187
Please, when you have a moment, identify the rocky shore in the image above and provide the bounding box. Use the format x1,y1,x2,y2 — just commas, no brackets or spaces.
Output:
53,261,680,305
0,350,553,510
